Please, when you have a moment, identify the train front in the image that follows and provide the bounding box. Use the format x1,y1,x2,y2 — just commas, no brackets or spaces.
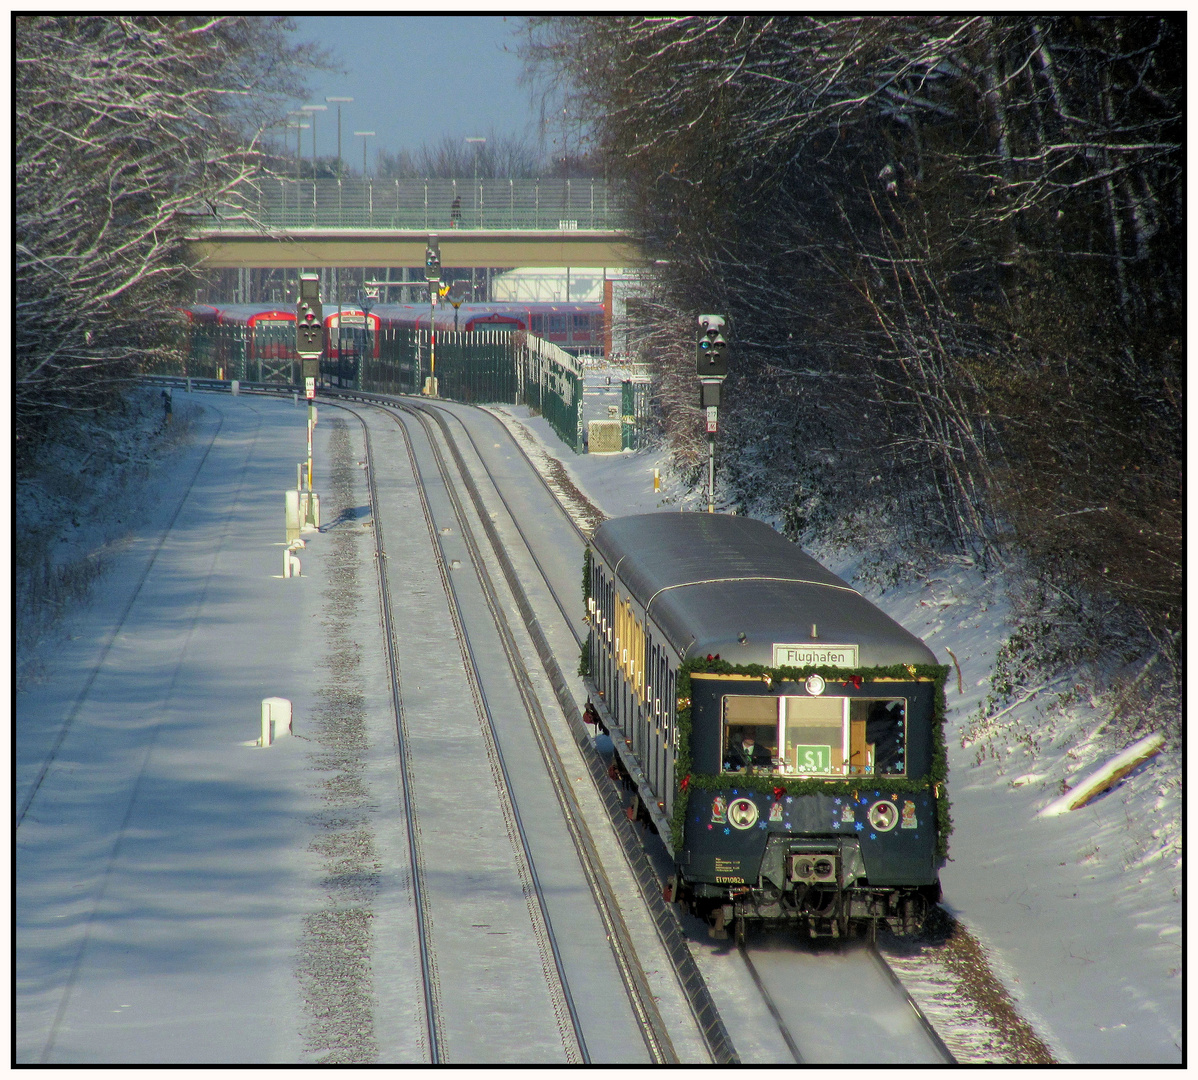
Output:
679,661,946,939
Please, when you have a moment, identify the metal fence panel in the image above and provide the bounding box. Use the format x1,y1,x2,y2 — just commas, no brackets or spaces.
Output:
517,336,584,453
205,176,627,232
162,319,583,453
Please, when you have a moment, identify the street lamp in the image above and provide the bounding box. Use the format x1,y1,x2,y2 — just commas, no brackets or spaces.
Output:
325,96,353,177
300,104,327,177
465,137,486,296
465,137,486,226
354,131,375,178
287,112,309,180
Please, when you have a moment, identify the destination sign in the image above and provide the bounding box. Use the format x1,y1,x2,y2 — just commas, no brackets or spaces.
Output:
772,643,859,668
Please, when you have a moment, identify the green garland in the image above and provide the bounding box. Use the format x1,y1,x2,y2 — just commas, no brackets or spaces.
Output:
670,658,952,857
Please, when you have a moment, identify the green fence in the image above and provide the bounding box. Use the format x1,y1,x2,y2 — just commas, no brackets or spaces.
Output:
363,328,515,402
621,378,654,449
516,336,584,453
165,319,584,453
163,321,299,384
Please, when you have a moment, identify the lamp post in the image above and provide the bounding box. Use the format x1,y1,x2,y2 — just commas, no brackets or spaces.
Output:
300,104,327,177
287,112,308,180
465,137,485,226
465,138,485,296
325,96,353,177
354,131,375,177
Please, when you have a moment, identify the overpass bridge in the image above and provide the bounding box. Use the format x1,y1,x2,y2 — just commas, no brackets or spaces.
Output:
186,176,642,270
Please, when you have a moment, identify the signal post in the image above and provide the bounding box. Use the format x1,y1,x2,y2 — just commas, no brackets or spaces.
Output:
295,273,323,530
696,314,729,512
423,236,441,396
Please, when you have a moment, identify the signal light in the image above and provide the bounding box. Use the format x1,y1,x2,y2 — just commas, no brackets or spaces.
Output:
296,273,323,358
696,313,729,377
425,237,441,282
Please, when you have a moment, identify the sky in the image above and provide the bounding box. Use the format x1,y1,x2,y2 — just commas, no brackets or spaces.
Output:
285,16,545,169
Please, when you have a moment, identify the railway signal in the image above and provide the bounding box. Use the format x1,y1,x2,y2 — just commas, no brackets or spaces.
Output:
294,273,324,510
696,314,729,511
296,273,324,386
424,236,442,283
696,313,729,377
424,237,441,395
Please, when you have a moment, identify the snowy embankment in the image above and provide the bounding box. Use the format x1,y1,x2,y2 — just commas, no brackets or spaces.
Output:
16,380,1179,1064
492,370,1182,1065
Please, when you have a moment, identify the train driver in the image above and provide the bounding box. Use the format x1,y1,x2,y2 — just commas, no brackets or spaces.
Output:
725,729,773,772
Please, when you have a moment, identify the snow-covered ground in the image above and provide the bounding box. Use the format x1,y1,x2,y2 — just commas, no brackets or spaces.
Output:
491,366,1183,1064
15,391,364,1062
15,378,1181,1064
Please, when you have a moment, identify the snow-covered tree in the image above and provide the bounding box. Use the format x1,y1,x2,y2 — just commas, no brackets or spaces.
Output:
15,15,323,461
523,14,1181,691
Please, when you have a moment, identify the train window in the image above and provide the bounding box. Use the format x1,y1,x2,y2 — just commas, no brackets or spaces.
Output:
783,697,846,776
853,698,907,776
720,694,907,778
722,696,779,774
547,315,567,334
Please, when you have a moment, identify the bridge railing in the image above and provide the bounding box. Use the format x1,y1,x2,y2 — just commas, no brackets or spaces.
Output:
196,177,628,232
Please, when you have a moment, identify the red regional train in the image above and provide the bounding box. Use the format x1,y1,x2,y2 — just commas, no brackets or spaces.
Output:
371,301,604,356
182,303,297,381
180,299,606,383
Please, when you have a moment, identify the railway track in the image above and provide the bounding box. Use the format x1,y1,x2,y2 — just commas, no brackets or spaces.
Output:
738,935,955,1063
334,394,682,1063
134,379,975,1064
328,388,738,1063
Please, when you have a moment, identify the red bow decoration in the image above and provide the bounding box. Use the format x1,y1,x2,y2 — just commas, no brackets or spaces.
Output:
772,786,785,799
842,674,863,689
680,774,691,791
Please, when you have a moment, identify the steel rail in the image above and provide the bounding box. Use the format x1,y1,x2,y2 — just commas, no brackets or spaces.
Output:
866,944,957,1063
340,404,444,1062
737,947,805,1063
399,399,677,1064
371,398,589,1062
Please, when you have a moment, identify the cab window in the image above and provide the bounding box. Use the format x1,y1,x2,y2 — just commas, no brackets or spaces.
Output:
722,696,777,773
721,694,907,778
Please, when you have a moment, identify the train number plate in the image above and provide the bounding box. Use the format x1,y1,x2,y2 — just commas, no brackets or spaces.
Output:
792,745,833,773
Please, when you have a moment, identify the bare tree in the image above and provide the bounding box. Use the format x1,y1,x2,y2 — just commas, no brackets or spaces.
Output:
15,15,323,462
376,131,545,179
523,14,1182,681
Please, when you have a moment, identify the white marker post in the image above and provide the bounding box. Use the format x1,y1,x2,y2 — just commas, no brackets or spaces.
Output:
260,697,292,746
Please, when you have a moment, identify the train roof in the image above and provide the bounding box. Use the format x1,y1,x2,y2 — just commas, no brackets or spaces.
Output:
591,513,938,668
204,304,295,325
